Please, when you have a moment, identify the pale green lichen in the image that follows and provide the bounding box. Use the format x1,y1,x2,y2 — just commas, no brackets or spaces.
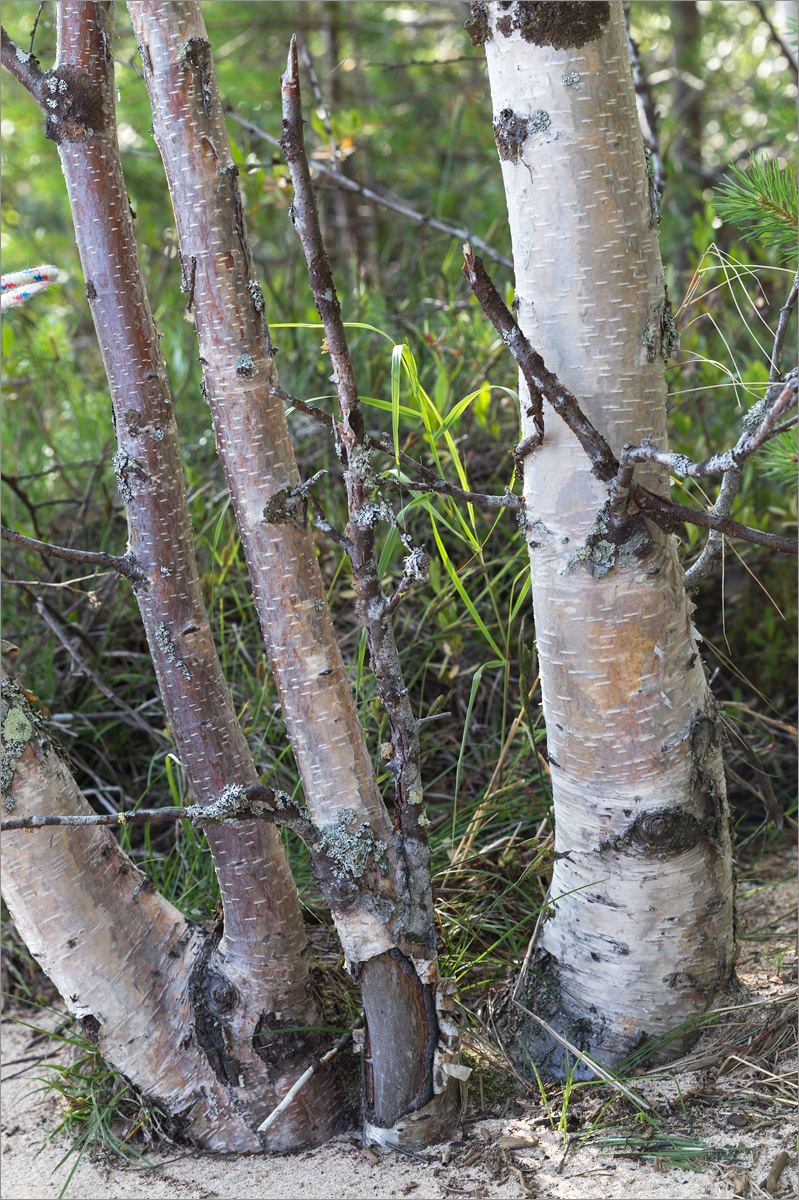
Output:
235,354,259,379
569,503,654,578
154,622,191,681
1,680,35,807
645,147,662,228
316,808,387,883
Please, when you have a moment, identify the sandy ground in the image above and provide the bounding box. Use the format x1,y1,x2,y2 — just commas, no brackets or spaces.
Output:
2,852,796,1200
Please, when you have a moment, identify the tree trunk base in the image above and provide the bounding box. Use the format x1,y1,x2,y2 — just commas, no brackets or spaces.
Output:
494,952,742,1081
363,1081,460,1150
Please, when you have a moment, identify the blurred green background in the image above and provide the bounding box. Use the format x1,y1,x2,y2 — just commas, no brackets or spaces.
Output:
2,2,796,950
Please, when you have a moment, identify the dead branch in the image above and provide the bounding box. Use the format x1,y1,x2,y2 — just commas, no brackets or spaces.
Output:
620,372,797,478
683,270,796,588
631,488,798,553
770,274,798,382
462,245,617,479
281,33,430,850
1,525,143,582
463,246,798,557
0,26,46,102
752,1,799,80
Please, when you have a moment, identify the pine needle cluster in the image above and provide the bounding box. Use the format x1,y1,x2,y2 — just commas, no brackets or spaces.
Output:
714,157,798,265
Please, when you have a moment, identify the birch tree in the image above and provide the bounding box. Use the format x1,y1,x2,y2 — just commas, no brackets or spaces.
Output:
1,1,340,1148
2,0,461,1151
467,0,739,1073
125,3,460,1147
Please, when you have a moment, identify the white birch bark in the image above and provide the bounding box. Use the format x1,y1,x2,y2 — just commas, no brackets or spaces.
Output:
477,1,735,1070
0,671,278,1151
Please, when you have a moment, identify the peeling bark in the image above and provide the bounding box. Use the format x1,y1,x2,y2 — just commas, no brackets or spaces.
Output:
1,3,338,1147
1,673,282,1150
480,1,735,1074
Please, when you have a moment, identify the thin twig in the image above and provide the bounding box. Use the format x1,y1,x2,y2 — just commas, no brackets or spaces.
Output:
619,373,798,478
769,274,798,382
34,600,170,751
631,486,798,554
0,784,315,837
28,3,46,58
1,525,141,581
752,1,799,80
297,39,340,167
1,807,200,831
276,386,521,510
462,245,617,480
281,35,431,849
225,108,513,270
0,26,47,102
256,1030,354,1132
684,276,797,586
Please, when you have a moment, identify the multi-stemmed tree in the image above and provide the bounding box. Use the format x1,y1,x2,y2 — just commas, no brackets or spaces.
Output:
2,0,459,1151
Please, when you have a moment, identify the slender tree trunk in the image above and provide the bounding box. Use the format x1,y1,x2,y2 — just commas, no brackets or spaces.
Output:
670,0,703,278
1,1,339,1147
473,1,735,1073
128,2,457,1147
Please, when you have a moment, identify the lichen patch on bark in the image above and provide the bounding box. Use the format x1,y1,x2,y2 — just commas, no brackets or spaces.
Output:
42,66,104,143
642,284,678,362
465,2,491,46
493,2,611,49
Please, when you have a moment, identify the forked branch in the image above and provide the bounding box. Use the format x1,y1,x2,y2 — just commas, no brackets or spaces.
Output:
463,246,798,557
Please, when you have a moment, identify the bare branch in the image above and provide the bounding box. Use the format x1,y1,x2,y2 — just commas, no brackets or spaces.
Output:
27,4,46,57
463,247,798,557
770,274,798,382
1,806,199,832
281,35,431,849
0,25,47,103
683,273,798,586
621,372,798,478
306,488,353,552
226,107,514,271
0,783,316,837
2,525,142,582
462,244,618,480
752,0,799,80
631,486,798,555
297,39,340,168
